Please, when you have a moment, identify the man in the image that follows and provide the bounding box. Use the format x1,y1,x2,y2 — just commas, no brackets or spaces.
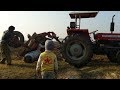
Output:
36,40,58,79
0,26,15,65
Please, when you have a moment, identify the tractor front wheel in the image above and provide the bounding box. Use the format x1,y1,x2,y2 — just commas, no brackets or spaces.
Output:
107,49,117,63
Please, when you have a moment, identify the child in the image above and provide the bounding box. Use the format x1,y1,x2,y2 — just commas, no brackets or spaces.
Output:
36,40,58,79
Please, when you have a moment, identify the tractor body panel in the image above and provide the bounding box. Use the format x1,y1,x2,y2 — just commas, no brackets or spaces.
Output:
94,33,120,47
95,33,120,41
93,33,120,56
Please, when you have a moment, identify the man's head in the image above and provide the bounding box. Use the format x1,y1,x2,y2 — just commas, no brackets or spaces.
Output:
8,26,15,32
45,40,54,51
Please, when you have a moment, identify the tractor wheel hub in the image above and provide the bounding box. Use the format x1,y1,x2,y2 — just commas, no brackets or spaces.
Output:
70,44,83,56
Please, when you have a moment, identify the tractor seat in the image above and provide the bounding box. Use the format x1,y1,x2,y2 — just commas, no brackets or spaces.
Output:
70,22,76,28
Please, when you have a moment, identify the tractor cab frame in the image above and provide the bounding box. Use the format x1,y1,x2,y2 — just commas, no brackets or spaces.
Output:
67,11,98,36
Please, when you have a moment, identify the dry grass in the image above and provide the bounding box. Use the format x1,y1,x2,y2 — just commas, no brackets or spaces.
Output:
57,55,120,79
0,58,36,79
0,47,120,79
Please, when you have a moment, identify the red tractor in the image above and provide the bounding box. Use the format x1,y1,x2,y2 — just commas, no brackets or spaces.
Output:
61,11,120,67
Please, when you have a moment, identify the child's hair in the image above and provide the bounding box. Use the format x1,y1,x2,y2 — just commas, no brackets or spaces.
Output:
45,40,54,50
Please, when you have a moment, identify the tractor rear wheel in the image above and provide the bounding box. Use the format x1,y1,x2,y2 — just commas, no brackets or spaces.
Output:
61,34,93,68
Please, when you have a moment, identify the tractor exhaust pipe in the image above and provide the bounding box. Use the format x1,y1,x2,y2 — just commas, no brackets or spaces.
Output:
110,15,115,33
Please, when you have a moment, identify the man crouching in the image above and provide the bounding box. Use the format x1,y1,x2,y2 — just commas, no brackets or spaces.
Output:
36,40,58,79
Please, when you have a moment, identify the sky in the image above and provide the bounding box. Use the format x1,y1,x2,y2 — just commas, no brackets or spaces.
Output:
0,11,120,41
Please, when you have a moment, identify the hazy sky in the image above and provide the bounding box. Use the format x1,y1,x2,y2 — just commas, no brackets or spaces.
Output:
0,11,120,40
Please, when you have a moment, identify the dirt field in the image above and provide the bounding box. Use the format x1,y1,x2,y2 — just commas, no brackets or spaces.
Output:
0,47,120,79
